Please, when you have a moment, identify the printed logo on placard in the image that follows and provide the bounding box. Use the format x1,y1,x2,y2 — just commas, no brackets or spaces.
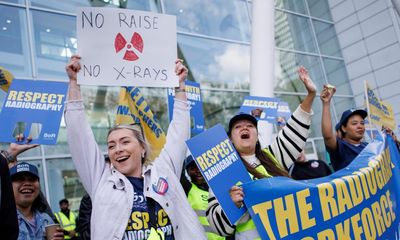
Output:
114,32,144,61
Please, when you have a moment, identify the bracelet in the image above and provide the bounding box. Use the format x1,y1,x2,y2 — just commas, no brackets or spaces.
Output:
0,150,16,163
175,88,186,93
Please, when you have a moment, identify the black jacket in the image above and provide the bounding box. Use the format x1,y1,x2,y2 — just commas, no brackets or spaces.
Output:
0,155,19,240
76,194,92,240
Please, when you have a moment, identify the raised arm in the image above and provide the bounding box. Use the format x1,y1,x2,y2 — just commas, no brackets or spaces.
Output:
64,55,106,196
298,66,316,113
320,85,337,150
156,60,190,176
268,66,315,169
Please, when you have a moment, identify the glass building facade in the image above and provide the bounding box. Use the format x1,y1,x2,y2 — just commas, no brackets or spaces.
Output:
0,0,355,210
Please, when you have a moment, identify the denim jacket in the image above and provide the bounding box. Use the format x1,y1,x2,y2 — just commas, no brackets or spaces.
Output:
17,210,53,240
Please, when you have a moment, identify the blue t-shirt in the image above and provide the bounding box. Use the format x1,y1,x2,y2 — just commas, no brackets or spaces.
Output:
123,177,174,240
326,138,368,171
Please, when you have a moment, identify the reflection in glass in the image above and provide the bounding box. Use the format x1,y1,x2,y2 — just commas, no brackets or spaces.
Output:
178,35,250,90
275,94,322,139
275,0,306,14
31,10,76,79
0,5,31,77
165,0,250,41
306,0,333,21
46,158,85,212
202,90,248,131
275,10,317,53
275,50,325,93
30,0,160,13
313,20,341,57
1,0,23,3
323,58,353,95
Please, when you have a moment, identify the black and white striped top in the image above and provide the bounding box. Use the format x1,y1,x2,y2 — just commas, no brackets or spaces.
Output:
206,105,313,237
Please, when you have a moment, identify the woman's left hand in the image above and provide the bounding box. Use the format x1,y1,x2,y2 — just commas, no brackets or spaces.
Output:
229,186,244,208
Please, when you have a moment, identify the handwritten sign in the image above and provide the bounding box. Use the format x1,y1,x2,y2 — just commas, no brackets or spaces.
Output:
77,7,177,87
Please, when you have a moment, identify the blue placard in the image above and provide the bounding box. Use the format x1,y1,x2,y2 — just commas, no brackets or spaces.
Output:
168,80,205,135
239,96,280,123
186,124,252,224
277,101,292,121
0,79,68,145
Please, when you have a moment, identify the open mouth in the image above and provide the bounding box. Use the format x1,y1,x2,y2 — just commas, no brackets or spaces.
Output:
116,156,129,163
20,189,34,194
240,132,250,139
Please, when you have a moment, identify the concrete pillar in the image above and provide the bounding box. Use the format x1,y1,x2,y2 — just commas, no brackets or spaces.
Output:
250,0,275,146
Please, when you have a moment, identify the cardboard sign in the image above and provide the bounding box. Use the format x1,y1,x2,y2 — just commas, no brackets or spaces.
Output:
186,124,252,224
167,81,205,135
239,96,280,123
77,7,177,87
0,79,68,144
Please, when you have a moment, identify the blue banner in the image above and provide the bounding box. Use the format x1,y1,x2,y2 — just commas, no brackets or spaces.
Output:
0,79,68,144
186,124,252,224
243,134,400,239
239,96,280,123
168,80,205,135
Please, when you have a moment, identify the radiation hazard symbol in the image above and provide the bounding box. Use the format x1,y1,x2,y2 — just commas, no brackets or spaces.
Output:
114,32,144,61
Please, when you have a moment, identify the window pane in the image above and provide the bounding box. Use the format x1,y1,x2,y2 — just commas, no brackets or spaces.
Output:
323,58,353,95
275,10,317,53
178,35,250,90
275,51,325,93
306,0,333,21
30,0,160,13
275,0,307,14
332,97,356,121
202,90,248,131
31,10,76,79
0,0,24,3
313,20,342,57
0,5,32,77
275,94,322,138
165,0,251,41
46,158,85,211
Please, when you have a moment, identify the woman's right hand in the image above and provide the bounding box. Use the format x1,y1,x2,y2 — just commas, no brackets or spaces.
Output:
229,186,244,208
320,84,336,103
65,55,81,82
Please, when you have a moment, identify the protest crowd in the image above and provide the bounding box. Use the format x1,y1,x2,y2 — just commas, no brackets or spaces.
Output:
2,9,400,240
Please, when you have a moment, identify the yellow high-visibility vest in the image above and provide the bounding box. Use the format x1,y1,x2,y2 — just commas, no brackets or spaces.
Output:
188,183,226,240
54,211,77,239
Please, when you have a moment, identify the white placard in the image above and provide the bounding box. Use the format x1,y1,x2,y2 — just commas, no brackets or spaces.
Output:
77,7,178,87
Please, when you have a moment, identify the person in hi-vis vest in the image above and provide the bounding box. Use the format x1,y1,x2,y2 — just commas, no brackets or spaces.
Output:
54,198,78,239
181,155,230,240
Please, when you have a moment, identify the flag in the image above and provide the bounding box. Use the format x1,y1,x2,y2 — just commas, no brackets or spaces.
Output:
0,66,14,92
364,82,396,130
115,87,166,160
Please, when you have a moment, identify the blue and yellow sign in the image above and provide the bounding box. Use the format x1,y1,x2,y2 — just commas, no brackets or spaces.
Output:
186,124,252,224
167,80,205,135
243,134,400,239
240,96,280,123
116,86,166,160
0,79,68,144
